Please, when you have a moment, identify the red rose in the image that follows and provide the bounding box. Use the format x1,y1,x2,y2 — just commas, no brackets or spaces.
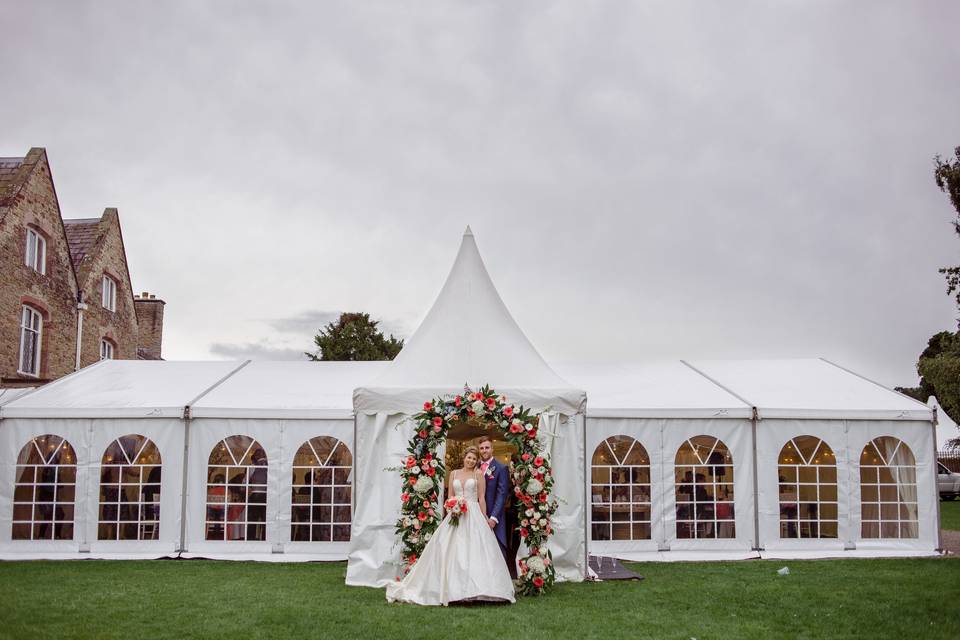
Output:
519,527,529,538
401,492,409,503
423,402,433,411
432,416,443,427
417,512,427,521
467,410,475,417
533,576,545,588
509,423,523,434
426,467,435,476
521,453,531,461
409,554,417,564
527,428,538,439
455,396,462,407
419,430,427,438
408,477,417,485
538,493,547,503
503,406,513,417
405,457,416,468
485,397,495,408
534,456,544,467
460,504,467,513
422,500,429,507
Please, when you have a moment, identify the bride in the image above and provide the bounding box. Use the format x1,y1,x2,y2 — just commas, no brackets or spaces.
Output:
386,446,516,606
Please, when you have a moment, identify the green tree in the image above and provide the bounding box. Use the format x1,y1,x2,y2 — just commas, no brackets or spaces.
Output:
305,312,403,361
934,146,960,314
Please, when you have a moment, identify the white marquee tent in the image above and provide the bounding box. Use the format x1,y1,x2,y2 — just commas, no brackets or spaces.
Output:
0,228,940,570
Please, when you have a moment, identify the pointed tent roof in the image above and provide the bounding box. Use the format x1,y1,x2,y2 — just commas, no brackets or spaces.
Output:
356,227,584,413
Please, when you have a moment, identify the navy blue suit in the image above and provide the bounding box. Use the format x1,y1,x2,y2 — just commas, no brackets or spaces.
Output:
481,457,510,557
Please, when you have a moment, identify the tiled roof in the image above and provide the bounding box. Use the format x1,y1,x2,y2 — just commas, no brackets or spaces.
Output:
63,218,102,270
0,157,26,206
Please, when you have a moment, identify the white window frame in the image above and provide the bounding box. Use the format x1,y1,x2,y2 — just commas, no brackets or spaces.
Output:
777,436,839,539
24,228,46,274
205,436,269,542
290,437,353,543
102,275,117,312
12,435,77,541
860,437,918,539
18,305,43,377
98,435,162,541
590,435,652,542
100,339,114,360
675,435,736,540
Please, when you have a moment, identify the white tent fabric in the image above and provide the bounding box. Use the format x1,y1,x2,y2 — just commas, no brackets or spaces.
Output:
930,397,959,451
348,228,588,587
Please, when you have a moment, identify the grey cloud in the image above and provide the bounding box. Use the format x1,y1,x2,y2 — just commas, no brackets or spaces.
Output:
209,341,308,361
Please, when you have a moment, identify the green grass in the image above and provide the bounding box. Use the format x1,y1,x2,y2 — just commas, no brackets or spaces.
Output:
1,558,958,639
941,499,960,530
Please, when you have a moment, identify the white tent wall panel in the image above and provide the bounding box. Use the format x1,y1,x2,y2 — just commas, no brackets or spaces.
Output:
86,418,184,554
585,417,756,557
0,418,93,554
279,419,353,559
346,412,407,587
846,419,937,552
0,417,183,556
755,419,852,552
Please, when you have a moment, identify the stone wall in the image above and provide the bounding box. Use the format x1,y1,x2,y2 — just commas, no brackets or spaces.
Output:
0,150,79,384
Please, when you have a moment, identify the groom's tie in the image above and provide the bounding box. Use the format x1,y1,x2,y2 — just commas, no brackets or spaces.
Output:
481,461,489,474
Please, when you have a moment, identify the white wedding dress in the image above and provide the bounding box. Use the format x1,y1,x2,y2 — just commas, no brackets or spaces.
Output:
386,475,516,606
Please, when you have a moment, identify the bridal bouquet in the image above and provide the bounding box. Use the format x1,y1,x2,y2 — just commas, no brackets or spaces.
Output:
443,496,468,526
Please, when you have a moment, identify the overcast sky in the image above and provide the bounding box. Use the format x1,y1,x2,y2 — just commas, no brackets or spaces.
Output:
2,1,958,388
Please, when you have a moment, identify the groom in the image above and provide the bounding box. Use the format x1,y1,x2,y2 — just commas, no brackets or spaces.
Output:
477,436,511,571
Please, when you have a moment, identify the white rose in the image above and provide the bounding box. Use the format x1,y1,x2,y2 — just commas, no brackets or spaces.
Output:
413,475,433,494
527,556,546,573
410,465,421,474
500,420,508,427
430,460,438,468
511,418,522,427
531,523,539,531
539,547,548,557
535,466,544,475
525,508,535,517
471,400,485,414
526,479,543,495
539,518,547,526
524,423,533,431
424,532,432,541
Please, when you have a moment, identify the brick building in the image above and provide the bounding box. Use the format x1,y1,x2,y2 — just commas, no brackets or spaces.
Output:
0,148,164,387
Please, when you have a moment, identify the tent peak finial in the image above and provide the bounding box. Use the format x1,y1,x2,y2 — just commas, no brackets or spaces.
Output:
463,225,473,237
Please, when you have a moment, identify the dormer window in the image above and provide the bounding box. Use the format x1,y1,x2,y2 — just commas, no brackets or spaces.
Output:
102,275,117,312
25,228,46,274
100,339,114,360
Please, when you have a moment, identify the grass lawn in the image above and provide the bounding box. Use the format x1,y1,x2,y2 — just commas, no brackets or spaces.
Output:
1,558,958,639
941,499,960,530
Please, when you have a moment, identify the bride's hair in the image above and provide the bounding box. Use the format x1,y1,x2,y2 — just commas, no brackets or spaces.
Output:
462,446,480,467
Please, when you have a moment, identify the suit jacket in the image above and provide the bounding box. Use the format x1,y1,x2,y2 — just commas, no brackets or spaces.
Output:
481,458,509,548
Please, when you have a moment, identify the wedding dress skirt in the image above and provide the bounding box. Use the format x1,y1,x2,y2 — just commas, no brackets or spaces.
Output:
386,476,515,606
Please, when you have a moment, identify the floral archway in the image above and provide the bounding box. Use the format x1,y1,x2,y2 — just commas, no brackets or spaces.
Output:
395,385,558,595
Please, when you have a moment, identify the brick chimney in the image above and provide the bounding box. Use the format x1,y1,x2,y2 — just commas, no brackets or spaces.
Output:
134,292,165,360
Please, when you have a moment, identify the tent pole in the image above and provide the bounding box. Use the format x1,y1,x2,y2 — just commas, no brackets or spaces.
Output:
932,408,943,553
178,407,191,554
751,407,761,551
581,412,589,579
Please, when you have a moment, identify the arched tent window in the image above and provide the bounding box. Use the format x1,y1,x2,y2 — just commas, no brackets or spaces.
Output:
675,436,735,539
860,437,918,539
98,435,162,540
206,436,267,542
590,436,651,541
778,436,838,539
12,435,76,540
291,437,353,542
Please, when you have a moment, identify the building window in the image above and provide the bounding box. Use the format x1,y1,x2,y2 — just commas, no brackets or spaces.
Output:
12,435,77,540
206,436,267,541
778,436,838,539
100,339,114,360
860,436,918,539
98,435,162,541
675,435,735,539
590,435,651,541
25,228,46,274
102,275,117,312
291,437,353,542
18,305,43,377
